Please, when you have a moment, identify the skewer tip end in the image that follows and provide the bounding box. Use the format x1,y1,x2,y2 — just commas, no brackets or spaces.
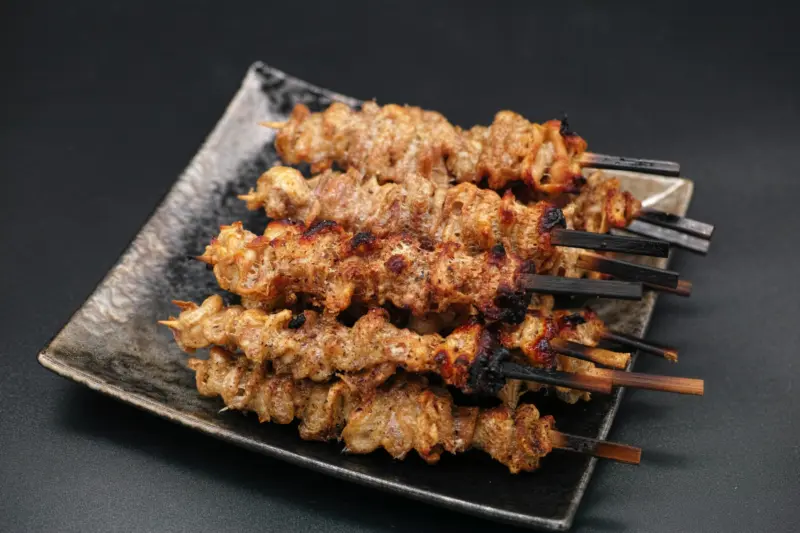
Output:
549,430,642,465
171,300,198,311
259,120,286,129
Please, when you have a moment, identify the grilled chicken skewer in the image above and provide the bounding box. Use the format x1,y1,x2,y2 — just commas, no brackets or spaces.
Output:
190,347,642,472
560,172,712,255
241,167,677,286
263,102,589,195
199,220,643,322
161,296,703,398
262,102,713,249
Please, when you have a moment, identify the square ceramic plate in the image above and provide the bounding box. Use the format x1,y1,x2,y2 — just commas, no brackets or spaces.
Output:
39,62,692,531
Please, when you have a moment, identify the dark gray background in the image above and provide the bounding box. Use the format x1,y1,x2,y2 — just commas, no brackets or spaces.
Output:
2,1,798,531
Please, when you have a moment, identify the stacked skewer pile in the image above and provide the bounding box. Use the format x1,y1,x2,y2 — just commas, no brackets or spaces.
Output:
161,102,713,473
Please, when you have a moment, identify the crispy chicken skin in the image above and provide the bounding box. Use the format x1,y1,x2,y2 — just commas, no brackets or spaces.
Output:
190,348,555,473
241,166,568,273
162,296,626,400
272,102,587,194
199,220,536,322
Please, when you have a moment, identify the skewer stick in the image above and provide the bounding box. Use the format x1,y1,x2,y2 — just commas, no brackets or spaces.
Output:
619,221,710,255
550,339,630,370
549,431,641,465
551,228,669,258
638,209,714,240
500,363,613,394
579,152,680,177
259,120,286,129
601,330,679,362
500,362,700,396
576,252,680,288
644,279,693,298
594,369,704,395
521,275,643,301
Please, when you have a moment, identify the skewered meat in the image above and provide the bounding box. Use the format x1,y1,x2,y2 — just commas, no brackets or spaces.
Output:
240,166,572,274
161,295,628,399
267,102,587,194
163,294,498,393
199,220,536,322
560,171,640,234
190,347,556,473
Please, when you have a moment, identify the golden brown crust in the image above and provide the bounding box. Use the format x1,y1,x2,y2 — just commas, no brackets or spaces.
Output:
242,166,564,272
164,296,620,401
271,102,587,194
200,220,534,321
561,171,642,233
190,349,554,473
164,295,486,391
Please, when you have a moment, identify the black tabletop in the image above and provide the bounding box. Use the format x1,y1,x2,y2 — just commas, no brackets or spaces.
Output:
2,2,799,531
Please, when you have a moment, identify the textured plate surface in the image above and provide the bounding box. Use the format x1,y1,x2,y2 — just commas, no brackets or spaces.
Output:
38,62,692,531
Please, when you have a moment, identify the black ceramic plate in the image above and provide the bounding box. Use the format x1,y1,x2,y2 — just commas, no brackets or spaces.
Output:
38,63,693,531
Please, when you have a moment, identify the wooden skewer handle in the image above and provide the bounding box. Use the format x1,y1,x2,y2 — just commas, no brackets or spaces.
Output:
550,228,670,258
597,369,704,396
601,330,679,362
500,363,613,394
549,430,642,465
644,279,693,298
579,152,680,177
521,275,643,301
621,221,710,255
576,251,680,288
638,209,715,240
550,338,630,370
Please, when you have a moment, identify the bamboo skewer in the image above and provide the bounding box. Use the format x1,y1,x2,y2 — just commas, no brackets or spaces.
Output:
644,279,693,298
576,251,680,288
579,152,680,177
594,369,704,396
620,222,711,255
551,229,669,258
521,276,643,301
549,430,642,465
601,330,679,362
499,363,613,394
550,338,630,370
498,362,702,397
637,209,714,239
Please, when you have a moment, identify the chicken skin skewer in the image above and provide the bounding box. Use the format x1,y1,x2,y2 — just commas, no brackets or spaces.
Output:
189,347,641,473
263,102,713,251
264,101,588,195
240,166,676,286
198,220,643,324
161,296,703,399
